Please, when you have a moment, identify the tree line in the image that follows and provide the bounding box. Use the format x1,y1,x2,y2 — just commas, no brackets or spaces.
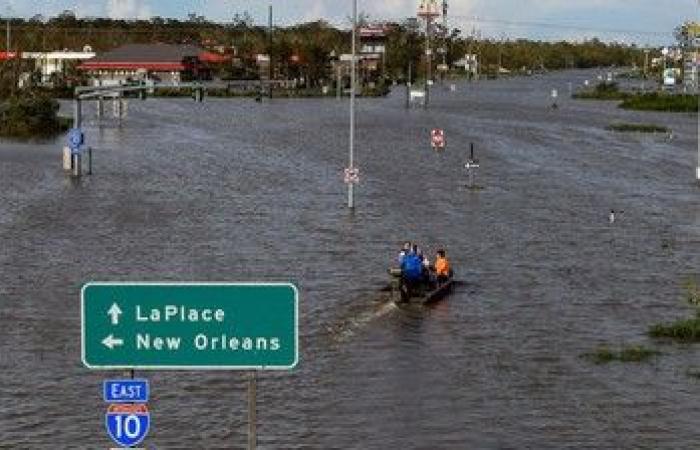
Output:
0,12,647,96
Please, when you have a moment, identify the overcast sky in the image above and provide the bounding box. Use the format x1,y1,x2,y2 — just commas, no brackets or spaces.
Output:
3,0,697,45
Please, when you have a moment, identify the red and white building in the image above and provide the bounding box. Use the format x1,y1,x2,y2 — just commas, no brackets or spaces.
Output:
79,44,230,85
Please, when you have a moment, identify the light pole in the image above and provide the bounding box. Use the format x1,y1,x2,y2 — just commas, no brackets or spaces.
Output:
348,0,357,208
5,6,11,54
695,0,700,182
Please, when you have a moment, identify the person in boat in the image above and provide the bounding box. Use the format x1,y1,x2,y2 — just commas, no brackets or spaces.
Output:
398,241,412,265
400,246,424,293
434,249,451,284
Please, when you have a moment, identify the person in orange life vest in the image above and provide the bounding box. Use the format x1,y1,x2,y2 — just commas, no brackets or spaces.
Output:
434,249,451,283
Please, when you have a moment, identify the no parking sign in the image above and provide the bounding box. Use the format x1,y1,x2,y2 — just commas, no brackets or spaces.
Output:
431,128,445,150
105,403,150,447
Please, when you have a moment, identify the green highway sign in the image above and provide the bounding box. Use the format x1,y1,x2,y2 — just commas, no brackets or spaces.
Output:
81,283,298,370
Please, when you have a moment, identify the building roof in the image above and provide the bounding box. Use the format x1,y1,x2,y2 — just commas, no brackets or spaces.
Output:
0,51,18,61
79,44,203,71
199,50,231,64
24,51,95,60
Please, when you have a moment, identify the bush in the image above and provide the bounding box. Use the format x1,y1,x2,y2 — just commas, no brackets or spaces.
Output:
606,123,669,133
582,345,660,364
0,94,70,138
573,82,628,100
620,93,699,113
649,310,700,342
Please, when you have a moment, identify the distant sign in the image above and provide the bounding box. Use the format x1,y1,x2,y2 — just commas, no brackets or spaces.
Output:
344,167,360,184
104,379,149,403
106,404,150,448
68,128,84,153
431,129,445,149
81,282,299,370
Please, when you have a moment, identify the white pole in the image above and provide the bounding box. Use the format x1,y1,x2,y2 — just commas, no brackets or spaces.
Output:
695,0,700,182
348,0,357,208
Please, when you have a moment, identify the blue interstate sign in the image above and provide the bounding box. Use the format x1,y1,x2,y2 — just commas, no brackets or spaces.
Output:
105,404,150,447
103,379,149,403
68,128,84,152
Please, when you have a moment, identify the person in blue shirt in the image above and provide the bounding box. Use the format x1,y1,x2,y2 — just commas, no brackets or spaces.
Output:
401,249,424,283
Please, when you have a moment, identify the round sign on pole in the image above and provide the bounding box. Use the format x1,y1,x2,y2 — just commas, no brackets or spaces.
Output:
105,403,150,448
68,128,84,154
431,129,445,149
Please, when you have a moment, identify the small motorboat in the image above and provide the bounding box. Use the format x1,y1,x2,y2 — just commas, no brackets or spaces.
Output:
388,268,455,305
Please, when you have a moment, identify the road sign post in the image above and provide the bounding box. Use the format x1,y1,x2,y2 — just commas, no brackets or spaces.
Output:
431,128,445,150
81,282,298,370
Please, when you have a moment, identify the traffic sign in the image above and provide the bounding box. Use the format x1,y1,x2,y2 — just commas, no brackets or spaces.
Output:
82,282,298,370
431,129,445,149
68,128,84,153
106,404,150,447
344,167,359,185
104,379,149,403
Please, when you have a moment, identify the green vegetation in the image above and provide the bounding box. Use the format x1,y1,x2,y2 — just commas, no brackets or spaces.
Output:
574,82,698,113
582,345,660,364
649,279,700,342
620,93,699,113
0,13,646,98
573,82,627,100
0,94,71,138
649,312,700,342
606,123,669,133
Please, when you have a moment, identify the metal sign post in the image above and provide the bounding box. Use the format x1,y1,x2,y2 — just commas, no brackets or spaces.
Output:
248,371,257,450
465,142,480,189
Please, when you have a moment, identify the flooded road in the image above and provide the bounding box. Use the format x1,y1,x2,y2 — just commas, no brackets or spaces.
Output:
1,70,699,448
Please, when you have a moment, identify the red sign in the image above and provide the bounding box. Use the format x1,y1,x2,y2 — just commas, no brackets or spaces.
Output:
431,129,445,149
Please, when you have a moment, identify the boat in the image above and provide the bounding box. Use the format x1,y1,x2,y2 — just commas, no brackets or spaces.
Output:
388,268,455,305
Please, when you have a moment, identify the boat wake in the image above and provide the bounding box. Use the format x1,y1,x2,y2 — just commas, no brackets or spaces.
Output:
326,294,399,343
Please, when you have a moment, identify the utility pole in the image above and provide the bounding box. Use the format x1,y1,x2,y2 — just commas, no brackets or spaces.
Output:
348,0,357,209
268,4,273,98
418,1,438,108
695,0,700,183
441,0,448,82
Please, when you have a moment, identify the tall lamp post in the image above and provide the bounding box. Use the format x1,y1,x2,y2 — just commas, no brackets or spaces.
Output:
348,0,357,208
695,2,700,182
418,1,439,108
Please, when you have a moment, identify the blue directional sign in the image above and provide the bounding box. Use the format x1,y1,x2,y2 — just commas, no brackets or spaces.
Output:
106,404,150,447
103,379,149,403
68,128,84,153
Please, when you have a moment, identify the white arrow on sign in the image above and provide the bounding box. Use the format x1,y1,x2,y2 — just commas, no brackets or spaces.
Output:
102,334,124,350
107,303,122,325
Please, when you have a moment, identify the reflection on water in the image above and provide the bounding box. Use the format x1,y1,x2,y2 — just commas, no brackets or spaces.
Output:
1,69,699,448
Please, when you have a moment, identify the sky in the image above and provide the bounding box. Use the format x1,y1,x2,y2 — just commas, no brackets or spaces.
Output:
2,0,697,45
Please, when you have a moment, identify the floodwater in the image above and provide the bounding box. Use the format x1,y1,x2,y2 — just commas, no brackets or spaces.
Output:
1,70,699,448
